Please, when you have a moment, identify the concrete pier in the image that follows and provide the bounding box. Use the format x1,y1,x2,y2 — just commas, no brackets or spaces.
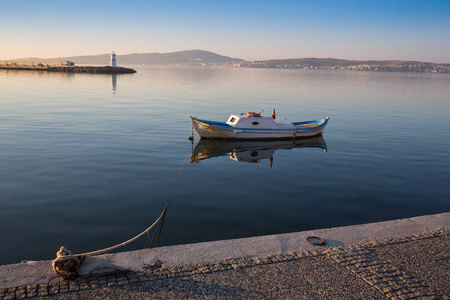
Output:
0,66,136,74
0,212,448,299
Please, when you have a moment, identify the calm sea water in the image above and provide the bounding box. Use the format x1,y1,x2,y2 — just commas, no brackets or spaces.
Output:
1,66,449,265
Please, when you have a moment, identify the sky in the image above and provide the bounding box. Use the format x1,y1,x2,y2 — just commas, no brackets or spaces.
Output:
1,0,450,63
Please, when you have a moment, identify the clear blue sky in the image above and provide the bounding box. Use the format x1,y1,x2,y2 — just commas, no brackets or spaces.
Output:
2,0,449,62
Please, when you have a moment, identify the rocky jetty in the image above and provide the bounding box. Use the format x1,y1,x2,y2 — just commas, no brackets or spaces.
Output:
48,66,136,74
0,65,136,74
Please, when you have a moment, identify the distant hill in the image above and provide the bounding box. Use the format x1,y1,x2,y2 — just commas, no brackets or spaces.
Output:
9,52,449,72
15,50,244,65
254,57,437,67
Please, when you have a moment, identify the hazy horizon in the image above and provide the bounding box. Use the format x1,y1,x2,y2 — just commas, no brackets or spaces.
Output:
6,50,450,65
1,0,450,63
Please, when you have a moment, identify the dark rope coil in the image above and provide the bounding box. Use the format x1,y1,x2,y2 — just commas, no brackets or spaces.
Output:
52,246,83,280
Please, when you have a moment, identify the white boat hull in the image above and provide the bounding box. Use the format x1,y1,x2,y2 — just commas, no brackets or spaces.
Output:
191,116,330,140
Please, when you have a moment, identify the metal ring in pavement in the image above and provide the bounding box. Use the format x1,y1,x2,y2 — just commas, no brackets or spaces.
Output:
305,236,326,246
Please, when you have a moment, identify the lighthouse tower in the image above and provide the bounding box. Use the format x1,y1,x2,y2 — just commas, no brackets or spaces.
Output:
110,51,117,68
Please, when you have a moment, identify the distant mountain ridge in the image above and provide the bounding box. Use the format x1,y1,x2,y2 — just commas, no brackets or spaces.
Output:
10,51,449,72
16,50,244,65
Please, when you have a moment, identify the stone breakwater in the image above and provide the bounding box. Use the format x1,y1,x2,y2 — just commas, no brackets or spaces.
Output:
48,66,136,74
0,66,136,74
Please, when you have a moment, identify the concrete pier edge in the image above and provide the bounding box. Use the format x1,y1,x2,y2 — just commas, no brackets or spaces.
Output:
0,212,448,295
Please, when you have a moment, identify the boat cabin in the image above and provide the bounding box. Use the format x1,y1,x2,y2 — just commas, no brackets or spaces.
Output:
226,112,294,129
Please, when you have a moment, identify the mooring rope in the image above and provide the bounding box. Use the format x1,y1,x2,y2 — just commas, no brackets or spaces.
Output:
189,117,194,141
53,158,189,280
77,203,169,257
52,247,82,280
52,203,169,279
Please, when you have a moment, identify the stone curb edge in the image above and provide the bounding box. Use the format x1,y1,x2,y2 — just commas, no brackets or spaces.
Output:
1,229,448,299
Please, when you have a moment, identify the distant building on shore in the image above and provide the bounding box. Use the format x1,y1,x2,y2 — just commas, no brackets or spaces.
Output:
110,51,117,67
0,60,74,68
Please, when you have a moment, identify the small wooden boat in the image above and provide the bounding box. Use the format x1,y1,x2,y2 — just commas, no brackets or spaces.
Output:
190,109,329,140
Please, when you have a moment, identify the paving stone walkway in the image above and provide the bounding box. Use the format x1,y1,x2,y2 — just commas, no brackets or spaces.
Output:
1,229,448,299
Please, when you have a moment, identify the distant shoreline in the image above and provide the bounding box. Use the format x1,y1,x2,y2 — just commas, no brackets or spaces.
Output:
0,66,136,74
8,50,449,73
2,62,450,74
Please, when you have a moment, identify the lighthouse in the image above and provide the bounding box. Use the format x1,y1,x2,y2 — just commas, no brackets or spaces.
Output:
110,51,117,68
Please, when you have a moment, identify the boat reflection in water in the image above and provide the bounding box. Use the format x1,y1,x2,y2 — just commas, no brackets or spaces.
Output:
190,135,327,167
